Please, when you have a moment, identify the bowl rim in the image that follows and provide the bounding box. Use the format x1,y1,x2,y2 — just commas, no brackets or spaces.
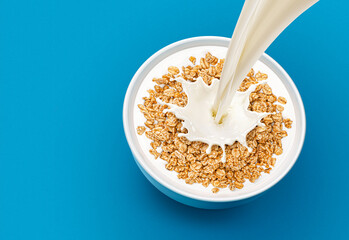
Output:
123,36,306,202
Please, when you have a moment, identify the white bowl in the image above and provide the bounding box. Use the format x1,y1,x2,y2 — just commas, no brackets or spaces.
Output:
123,36,306,209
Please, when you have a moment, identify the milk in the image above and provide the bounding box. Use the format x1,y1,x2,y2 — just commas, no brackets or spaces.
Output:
213,0,319,123
162,0,317,162
164,77,268,162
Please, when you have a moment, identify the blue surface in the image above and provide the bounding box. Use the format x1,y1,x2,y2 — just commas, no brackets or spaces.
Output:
0,0,348,239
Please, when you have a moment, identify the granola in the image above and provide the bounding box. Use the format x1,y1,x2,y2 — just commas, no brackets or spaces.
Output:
137,52,292,193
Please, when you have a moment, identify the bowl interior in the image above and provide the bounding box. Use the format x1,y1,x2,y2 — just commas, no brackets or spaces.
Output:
123,36,305,202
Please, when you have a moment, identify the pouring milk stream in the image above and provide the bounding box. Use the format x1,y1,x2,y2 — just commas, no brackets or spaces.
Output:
213,0,319,123
166,0,318,162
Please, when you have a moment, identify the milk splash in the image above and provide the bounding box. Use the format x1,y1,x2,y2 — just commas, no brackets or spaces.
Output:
164,77,268,162
158,0,318,162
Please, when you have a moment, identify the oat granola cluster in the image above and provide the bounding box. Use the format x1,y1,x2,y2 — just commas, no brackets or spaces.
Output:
137,52,292,193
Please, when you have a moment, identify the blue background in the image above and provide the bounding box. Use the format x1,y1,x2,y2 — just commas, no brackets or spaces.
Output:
0,0,348,239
